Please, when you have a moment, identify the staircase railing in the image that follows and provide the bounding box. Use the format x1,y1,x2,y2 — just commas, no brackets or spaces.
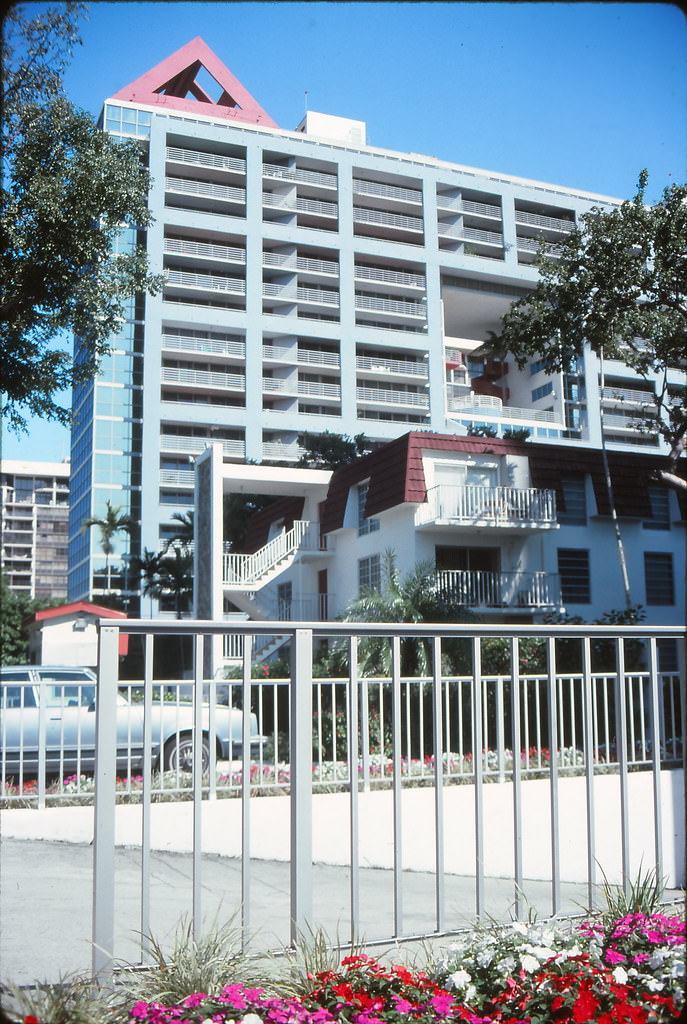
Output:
223,521,323,587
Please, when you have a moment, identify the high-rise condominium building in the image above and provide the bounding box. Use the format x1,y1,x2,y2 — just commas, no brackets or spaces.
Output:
2,459,70,600
67,37,685,610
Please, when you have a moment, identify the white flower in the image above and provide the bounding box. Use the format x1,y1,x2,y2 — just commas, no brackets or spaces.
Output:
476,949,493,967
449,969,472,990
612,966,629,985
498,956,516,975
520,954,539,973
512,922,528,935
242,1014,263,1024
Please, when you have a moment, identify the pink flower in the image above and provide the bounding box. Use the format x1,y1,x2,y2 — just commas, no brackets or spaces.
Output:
430,992,455,1015
130,1002,151,1020
604,949,627,964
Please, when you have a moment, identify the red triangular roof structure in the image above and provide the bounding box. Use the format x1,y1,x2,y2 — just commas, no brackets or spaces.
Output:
110,37,278,128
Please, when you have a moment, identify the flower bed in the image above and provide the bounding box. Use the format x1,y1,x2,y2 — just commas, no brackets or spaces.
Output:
126,913,683,1024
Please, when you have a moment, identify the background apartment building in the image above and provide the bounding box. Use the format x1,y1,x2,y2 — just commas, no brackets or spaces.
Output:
67,38,685,611
1,459,70,600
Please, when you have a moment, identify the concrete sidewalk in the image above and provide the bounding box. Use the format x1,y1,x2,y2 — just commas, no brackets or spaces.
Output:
1,794,597,988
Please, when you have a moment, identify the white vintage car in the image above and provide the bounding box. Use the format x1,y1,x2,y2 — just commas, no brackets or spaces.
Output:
0,665,263,775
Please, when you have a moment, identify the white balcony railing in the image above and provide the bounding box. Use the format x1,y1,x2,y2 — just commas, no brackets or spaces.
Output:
162,335,246,359
356,386,429,409
515,210,575,233
446,392,559,424
355,294,426,318
262,193,338,218
161,367,245,391
435,569,560,608
353,207,423,231
601,386,655,407
165,270,246,295
297,286,339,306
354,265,425,289
418,485,557,527
165,177,246,204
166,146,246,174
263,163,337,189
262,346,340,368
159,469,195,488
261,441,306,461
163,238,246,264
263,252,339,276
356,355,428,378
352,178,423,204
160,436,246,458
516,236,564,256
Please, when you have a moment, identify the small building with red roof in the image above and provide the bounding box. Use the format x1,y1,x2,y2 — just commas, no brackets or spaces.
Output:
26,602,129,667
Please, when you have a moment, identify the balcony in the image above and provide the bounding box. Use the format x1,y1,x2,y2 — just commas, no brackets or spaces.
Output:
263,252,339,277
446,392,563,428
161,367,245,392
356,385,429,411
165,177,246,211
263,193,338,218
437,197,502,220
515,210,574,233
417,485,558,530
353,206,423,234
160,436,246,458
354,265,425,291
166,147,246,175
262,346,340,369
516,236,564,257
163,238,246,265
435,569,560,609
356,354,428,380
263,378,341,402
159,469,195,488
353,178,422,206
601,385,655,408
261,441,306,462
263,163,337,189
355,294,426,321
162,335,246,360
164,269,246,299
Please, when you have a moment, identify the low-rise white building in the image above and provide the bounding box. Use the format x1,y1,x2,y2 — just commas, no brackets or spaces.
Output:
194,436,686,676
25,602,129,667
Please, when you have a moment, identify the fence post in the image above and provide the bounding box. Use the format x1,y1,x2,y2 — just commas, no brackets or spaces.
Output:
290,628,313,943
92,624,120,981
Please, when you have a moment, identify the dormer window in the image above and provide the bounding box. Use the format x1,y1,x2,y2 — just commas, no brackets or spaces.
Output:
357,481,379,536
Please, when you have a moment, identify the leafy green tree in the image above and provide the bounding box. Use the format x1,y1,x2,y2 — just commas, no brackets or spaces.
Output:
130,547,162,615
1,2,162,432
164,510,195,551
80,500,135,591
0,575,58,664
297,431,374,469
492,171,687,492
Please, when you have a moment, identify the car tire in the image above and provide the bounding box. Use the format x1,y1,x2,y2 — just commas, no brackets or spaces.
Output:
163,733,210,773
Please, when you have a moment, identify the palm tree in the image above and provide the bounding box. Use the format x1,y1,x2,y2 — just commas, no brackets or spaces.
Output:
80,500,135,593
157,546,194,619
341,549,467,676
164,510,194,552
130,547,162,616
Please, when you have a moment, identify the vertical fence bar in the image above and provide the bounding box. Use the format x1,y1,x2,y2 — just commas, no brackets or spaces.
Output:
37,680,47,810
615,637,630,893
241,634,253,948
360,676,370,791
140,633,154,960
547,637,560,916
290,628,313,944
391,635,403,935
192,633,204,940
432,636,445,932
92,624,120,981
496,676,505,783
472,637,484,918
511,638,523,919
348,636,360,943
582,636,596,910
647,637,664,883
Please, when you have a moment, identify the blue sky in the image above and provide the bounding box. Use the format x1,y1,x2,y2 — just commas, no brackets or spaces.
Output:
3,1,686,463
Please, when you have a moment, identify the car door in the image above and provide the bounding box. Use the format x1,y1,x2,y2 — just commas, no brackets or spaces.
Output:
36,669,97,772
1,672,39,774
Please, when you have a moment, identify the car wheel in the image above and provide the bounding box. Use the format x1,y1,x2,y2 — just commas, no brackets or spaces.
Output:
163,733,210,773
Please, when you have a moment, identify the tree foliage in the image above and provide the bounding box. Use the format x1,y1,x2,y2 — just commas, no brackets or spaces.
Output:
0,575,59,665
297,431,374,469
1,3,162,432
492,171,687,489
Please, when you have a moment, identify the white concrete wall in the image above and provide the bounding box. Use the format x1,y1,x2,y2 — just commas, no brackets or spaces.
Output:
29,619,100,667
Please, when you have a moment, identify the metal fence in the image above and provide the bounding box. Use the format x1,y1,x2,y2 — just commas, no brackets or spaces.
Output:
3,620,683,977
